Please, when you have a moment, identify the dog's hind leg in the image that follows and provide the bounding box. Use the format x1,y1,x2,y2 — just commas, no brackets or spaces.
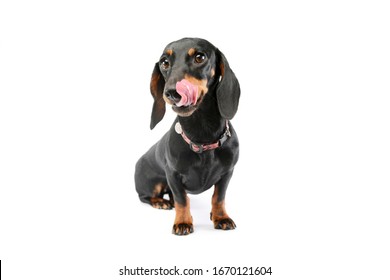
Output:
149,183,174,210
135,155,173,210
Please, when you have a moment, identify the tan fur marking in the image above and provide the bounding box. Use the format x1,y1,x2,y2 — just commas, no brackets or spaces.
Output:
174,197,192,225
184,74,208,98
151,183,172,209
166,49,173,56
151,197,172,209
187,48,196,56
163,93,174,105
220,63,225,77
150,73,161,98
211,187,229,221
210,186,236,229
152,183,164,196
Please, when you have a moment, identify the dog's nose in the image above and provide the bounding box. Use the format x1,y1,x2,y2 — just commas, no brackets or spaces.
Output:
165,89,182,104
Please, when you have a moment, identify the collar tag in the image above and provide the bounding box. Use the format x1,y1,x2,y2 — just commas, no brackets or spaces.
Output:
175,122,183,134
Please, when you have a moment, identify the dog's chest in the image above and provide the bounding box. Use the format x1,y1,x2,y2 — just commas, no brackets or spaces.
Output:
174,150,234,194
182,166,220,194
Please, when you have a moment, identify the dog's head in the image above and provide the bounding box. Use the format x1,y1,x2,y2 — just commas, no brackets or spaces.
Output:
149,37,240,129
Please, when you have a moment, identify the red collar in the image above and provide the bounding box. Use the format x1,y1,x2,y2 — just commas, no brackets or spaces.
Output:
174,120,231,153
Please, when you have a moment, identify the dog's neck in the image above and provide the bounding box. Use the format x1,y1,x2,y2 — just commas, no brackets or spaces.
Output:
177,93,226,144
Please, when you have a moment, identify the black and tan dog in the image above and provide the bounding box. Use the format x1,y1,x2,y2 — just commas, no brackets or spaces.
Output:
135,38,240,235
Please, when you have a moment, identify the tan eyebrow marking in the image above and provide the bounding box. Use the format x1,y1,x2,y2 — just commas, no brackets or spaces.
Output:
166,49,173,56
187,48,196,56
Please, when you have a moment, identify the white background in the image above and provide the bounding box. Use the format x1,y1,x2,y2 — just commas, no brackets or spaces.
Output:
1,0,389,279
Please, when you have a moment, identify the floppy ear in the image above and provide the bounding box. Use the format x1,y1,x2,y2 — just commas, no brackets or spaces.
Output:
216,49,241,120
150,62,166,129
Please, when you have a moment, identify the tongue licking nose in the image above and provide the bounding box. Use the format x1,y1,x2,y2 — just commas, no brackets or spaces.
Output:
175,79,198,107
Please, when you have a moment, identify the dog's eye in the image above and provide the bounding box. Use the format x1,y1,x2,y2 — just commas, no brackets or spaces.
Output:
194,52,206,64
160,58,170,69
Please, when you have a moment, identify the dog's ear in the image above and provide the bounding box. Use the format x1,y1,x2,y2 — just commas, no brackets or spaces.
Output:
216,49,240,120
150,62,166,129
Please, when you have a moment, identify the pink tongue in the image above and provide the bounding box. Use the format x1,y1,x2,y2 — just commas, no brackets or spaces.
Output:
175,79,198,107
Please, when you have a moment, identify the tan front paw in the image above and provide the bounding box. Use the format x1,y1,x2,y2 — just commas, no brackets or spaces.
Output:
172,223,194,235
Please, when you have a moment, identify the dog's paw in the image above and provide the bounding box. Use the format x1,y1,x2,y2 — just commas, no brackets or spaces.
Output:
151,198,174,210
212,217,236,230
172,223,194,235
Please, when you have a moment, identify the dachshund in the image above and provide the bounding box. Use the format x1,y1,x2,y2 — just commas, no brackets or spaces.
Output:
135,38,240,235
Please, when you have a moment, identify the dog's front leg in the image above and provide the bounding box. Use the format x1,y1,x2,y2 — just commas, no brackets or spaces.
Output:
211,170,237,230
166,171,193,236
